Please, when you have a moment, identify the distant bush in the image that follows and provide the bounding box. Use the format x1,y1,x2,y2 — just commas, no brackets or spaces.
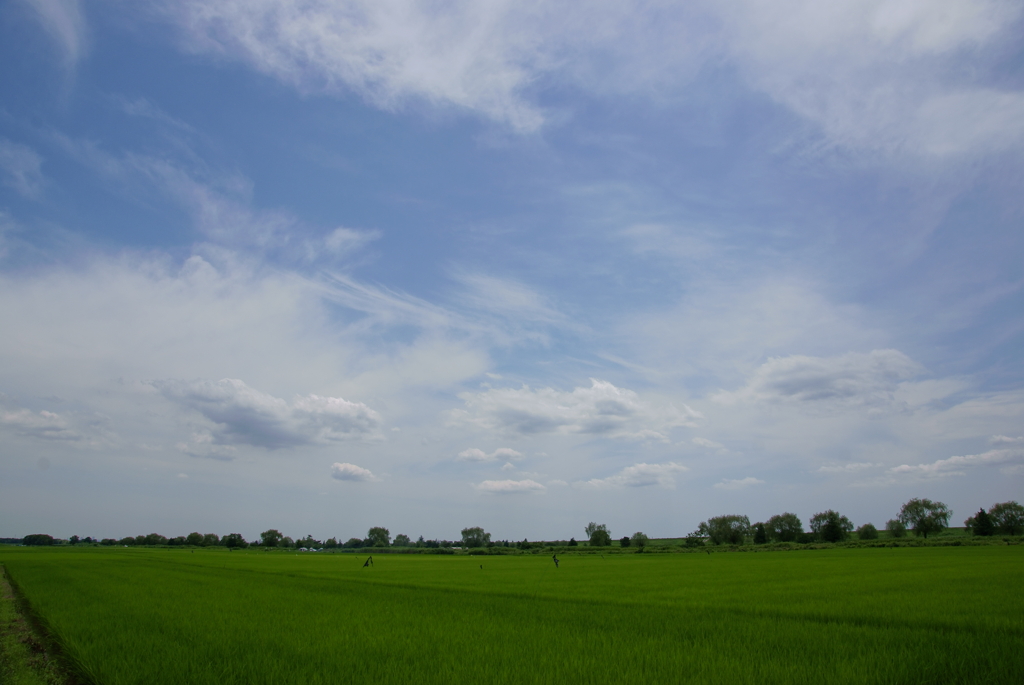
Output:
989,501,1024,536
856,523,879,540
22,534,55,546
964,508,995,536
698,515,750,545
898,498,950,539
885,519,907,538
585,523,611,547
619,536,631,548
765,513,803,542
683,535,704,548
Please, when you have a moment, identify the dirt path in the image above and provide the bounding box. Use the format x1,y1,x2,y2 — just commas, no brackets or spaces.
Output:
0,564,77,685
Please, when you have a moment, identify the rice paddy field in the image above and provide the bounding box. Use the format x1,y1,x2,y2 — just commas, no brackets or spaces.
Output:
2,545,1022,684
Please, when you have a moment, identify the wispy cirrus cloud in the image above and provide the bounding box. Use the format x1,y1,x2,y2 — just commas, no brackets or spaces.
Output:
0,138,45,200
22,0,88,68
157,1,1024,156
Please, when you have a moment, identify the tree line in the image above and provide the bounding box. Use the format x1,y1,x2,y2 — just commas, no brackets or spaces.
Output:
15,499,1023,549
688,498,1023,547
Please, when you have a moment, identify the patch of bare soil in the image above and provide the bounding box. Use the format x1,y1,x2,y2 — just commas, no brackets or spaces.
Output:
0,565,84,685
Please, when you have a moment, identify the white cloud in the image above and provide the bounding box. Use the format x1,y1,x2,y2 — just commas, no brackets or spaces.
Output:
321,227,382,257
0,407,80,441
580,462,689,489
115,96,195,132
890,448,1024,478
22,0,87,68
456,447,523,462
154,378,382,449
713,476,764,490
990,435,1024,445
453,379,701,439
49,136,383,263
692,437,726,452
715,350,921,408
715,0,1024,158
330,462,376,482
817,462,881,474
175,433,238,461
450,273,574,343
0,138,45,199
161,0,550,132
475,478,545,494
157,1,1024,156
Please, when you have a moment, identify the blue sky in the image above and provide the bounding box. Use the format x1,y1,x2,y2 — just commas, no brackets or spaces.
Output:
2,0,1022,542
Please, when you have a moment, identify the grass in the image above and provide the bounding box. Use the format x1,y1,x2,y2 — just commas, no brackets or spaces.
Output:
0,565,70,685
1,546,1022,684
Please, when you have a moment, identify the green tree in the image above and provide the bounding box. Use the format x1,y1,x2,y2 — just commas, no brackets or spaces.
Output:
282,536,295,548
810,510,853,542
630,532,649,551
765,513,803,542
856,523,879,540
223,533,247,548
885,519,907,538
293,535,317,549
144,533,168,546
460,527,490,548
260,529,283,547
366,527,390,547
898,498,951,539
988,501,1024,535
697,515,750,545
69,535,80,545
202,533,220,546
186,532,204,546
753,523,768,544
343,537,364,548
393,534,411,547
585,523,611,546
683,532,705,548
619,536,631,548
568,537,578,547
22,534,55,546
964,508,995,536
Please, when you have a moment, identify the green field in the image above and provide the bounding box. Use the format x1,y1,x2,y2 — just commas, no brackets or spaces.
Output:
2,546,1022,684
